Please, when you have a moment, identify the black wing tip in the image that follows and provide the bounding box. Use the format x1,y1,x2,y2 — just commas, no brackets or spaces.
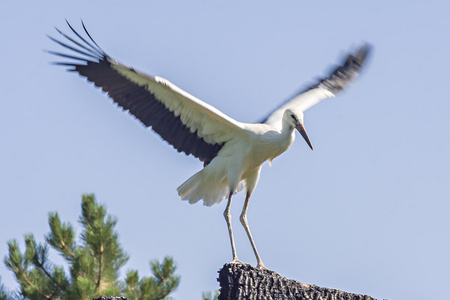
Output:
345,43,373,71
315,42,373,94
258,43,374,123
47,20,109,66
356,43,372,58
335,43,372,74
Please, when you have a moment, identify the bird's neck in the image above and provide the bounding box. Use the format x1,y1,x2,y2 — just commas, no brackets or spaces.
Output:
280,122,296,146
281,118,295,136
264,122,296,164
280,119,297,148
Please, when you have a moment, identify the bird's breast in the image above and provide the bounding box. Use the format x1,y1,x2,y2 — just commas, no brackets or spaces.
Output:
245,128,296,166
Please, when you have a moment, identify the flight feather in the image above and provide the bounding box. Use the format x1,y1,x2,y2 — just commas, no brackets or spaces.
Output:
48,21,245,165
261,44,371,127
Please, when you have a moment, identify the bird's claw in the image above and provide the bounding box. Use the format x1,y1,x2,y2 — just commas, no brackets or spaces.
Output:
256,262,267,270
229,258,243,265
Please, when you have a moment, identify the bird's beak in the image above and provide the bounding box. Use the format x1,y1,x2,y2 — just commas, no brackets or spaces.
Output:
296,123,314,150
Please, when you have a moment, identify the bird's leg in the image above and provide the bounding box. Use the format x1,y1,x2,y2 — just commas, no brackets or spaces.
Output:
240,192,266,269
224,192,240,264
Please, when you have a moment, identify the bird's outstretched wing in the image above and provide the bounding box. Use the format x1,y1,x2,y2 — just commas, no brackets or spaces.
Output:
261,44,371,128
48,21,245,165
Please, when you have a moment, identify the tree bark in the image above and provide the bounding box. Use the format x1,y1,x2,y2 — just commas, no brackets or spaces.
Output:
218,263,378,300
93,297,130,300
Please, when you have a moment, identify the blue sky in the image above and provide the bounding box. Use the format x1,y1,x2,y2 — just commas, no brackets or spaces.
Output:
1,1,449,299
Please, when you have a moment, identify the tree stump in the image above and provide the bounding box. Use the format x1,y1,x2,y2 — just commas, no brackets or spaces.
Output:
218,263,377,300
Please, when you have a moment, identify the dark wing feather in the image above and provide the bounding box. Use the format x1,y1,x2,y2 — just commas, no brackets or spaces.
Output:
260,44,371,125
48,21,236,166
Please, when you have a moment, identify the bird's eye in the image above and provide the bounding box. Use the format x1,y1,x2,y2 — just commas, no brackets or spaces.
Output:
291,114,298,122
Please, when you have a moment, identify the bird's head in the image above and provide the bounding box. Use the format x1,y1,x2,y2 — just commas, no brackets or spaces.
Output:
284,109,313,150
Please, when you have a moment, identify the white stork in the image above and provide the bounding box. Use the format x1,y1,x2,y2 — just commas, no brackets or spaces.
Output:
48,21,371,269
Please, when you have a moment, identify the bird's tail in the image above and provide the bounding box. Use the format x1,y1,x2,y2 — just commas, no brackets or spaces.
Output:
177,170,244,207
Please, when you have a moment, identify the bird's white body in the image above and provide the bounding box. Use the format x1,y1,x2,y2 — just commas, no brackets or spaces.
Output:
178,121,296,206
112,66,299,207
49,22,370,268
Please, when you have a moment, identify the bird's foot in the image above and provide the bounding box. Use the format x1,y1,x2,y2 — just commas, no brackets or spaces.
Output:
256,262,267,270
229,258,244,265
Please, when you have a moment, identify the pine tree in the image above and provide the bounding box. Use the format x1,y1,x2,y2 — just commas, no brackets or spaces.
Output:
202,290,219,300
2,194,179,300
0,277,10,300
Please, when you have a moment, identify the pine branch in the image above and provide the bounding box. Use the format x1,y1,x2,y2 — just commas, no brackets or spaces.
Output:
15,269,52,299
32,252,68,295
26,235,65,292
46,213,77,260
3,194,176,300
0,277,11,300
4,240,53,299
96,229,103,292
